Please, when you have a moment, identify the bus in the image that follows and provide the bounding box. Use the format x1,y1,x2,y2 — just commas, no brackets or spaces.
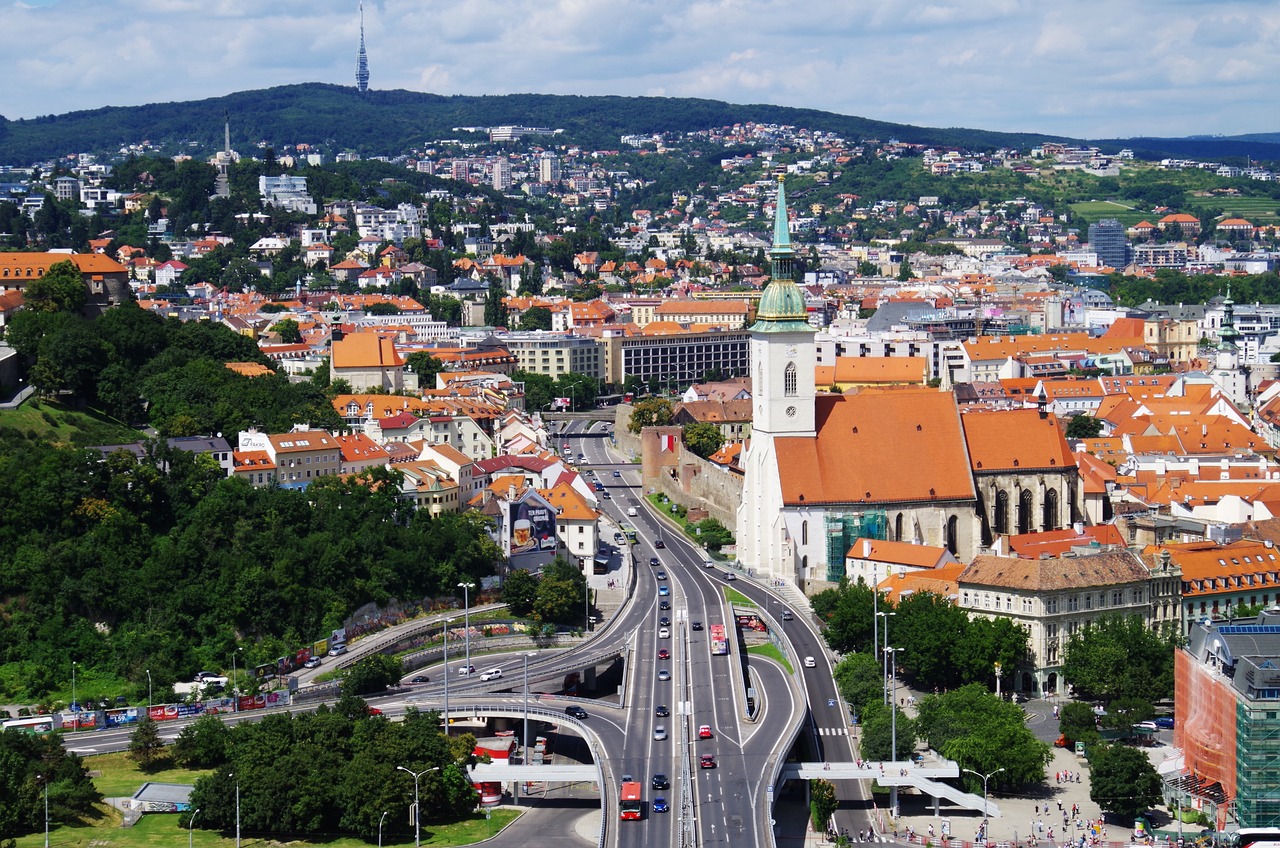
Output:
621,524,638,544
619,781,643,820
2,715,61,734
593,554,611,575
709,624,729,656
1233,830,1280,848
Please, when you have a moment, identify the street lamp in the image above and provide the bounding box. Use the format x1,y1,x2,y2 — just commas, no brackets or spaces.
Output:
962,767,1004,831
228,772,240,848
71,660,77,714
396,766,440,848
38,773,48,848
377,810,387,848
886,646,903,817
876,611,895,704
442,618,454,734
231,646,242,707
457,582,475,674
188,808,201,848
523,651,537,762
145,669,152,711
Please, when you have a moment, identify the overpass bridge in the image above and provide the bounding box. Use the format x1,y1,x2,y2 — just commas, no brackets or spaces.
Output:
780,759,1000,817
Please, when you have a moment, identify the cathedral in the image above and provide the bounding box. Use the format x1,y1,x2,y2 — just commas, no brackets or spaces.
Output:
736,179,1079,590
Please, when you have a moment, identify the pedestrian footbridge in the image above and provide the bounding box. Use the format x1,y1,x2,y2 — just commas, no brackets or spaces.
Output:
780,759,1000,817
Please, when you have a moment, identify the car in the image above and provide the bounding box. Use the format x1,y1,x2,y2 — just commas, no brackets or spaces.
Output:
653,725,668,741
781,610,793,621
627,507,638,517
650,557,660,566
612,470,621,478
331,644,347,656
658,586,670,597
304,657,321,669
659,600,671,610
653,796,669,813
194,671,218,682
602,491,612,499
656,571,667,580
1135,720,1159,731
1155,716,1175,729
655,539,665,549
699,754,716,769
658,668,671,681
622,773,634,783
659,616,670,627
578,454,586,462
614,533,625,543
703,560,715,569
658,627,670,639
658,648,670,660
367,707,383,716
699,724,713,739
564,705,589,719
594,481,604,491
803,656,816,668
691,621,703,631
457,664,477,676
480,668,503,681
652,773,669,789
411,675,430,684
723,571,736,581
655,704,669,717
584,469,594,477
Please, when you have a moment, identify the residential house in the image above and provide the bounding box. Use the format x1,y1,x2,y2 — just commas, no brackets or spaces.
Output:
330,332,405,391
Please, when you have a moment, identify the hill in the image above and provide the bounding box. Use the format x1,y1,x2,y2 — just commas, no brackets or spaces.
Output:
0,83,1075,163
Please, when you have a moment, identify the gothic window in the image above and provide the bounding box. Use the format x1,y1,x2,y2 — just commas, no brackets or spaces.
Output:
946,514,959,554
895,513,904,542
801,520,808,546
784,362,798,397
1043,489,1059,531
1017,489,1033,535
994,490,1009,535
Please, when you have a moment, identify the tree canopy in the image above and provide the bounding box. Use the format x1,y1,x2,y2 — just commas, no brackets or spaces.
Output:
1062,615,1178,704
1089,743,1162,819
628,397,674,433
915,684,1051,791
682,421,724,459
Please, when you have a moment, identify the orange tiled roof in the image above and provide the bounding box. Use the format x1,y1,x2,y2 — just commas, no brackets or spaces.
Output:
331,333,405,369
961,408,1076,472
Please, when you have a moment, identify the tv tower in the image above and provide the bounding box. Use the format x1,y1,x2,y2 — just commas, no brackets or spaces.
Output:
355,1,370,93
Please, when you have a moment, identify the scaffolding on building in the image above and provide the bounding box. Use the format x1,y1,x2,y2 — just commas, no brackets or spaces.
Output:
825,511,888,582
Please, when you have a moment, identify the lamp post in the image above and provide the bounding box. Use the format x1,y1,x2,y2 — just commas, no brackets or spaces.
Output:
231,646,242,707
377,810,387,848
229,772,240,848
457,582,475,674
71,660,77,713
145,669,152,711
442,618,453,734
188,808,201,848
584,581,591,631
523,651,536,762
886,646,903,817
396,766,439,848
962,767,1004,833
877,611,895,704
38,773,48,848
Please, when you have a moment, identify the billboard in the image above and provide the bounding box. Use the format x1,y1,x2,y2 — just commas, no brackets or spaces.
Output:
509,499,556,556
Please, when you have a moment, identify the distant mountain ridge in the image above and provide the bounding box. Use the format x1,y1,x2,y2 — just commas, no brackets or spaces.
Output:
0,82,1277,165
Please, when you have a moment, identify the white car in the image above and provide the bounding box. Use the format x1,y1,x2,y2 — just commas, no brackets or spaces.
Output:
653,725,667,740
480,668,503,681
658,627,670,639
457,664,477,676
803,656,816,668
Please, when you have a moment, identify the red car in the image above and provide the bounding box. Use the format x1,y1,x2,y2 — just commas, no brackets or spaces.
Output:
366,707,383,716
699,754,716,769
698,725,713,739
658,648,671,660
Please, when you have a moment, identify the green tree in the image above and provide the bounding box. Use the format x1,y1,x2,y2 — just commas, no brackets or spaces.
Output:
915,684,1050,790
483,282,506,327
171,713,231,768
810,778,837,833
1099,696,1156,735
694,518,734,552
365,301,401,315
405,352,445,388
809,578,876,654
833,652,883,718
23,261,87,313
270,318,302,343
682,421,725,459
30,319,107,399
127,715,167,770
518,305,553,330
1089,743,1162,818
859,700,915,762
628,397,673,433
220,258,262,293
555,372,599,411
1058,701,1099,747
533,556,588,626
1065,414,1104,439
1063,615,1178,704
896,259,915,281
342,654,403,697
502,569,539,617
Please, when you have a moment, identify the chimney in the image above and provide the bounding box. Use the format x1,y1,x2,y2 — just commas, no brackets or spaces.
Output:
508,484,517,501
863,539,873,557
1073,521,1085,536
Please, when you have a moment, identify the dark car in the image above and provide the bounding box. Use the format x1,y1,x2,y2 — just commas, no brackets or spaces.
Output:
653,796,669,813
656,571,667,580
655,539,665,549
659,600,671,610
612,470,622,478
659,616,671,627
411,675,430,684
651,773,669,790
650,557,660,566
655,704,670,717
691,621,703,631
1154,716,1175,729
565,705,589,719
594,481,604,491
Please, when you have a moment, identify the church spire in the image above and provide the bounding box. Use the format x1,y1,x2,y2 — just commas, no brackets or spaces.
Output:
355,1,370,93
1219,283,1241,349
750,176,812,332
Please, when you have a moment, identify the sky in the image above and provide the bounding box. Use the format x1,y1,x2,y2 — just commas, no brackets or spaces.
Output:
4,0,1279,140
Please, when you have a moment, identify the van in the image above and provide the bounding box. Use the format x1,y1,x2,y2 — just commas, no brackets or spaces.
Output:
627,507,638,517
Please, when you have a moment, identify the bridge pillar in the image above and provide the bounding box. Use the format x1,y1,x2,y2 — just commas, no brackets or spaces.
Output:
583,665,596,690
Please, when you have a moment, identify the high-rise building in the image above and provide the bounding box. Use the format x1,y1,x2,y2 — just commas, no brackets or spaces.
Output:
538,152,561,184
492,158,512,191
1087,218,1129,270
355,2,370,93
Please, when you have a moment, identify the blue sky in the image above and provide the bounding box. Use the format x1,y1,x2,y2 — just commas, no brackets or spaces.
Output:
3,0,1278,139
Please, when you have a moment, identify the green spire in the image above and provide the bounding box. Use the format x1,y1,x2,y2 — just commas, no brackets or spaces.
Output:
750,176,813,333
1219,283,1241,348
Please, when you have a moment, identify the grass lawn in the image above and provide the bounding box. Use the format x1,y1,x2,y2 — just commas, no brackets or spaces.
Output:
747,643,793,674
88,752,213,798
0,399,141,447
1068,200,1150,226
722,587,755,607
1184,195,1280,219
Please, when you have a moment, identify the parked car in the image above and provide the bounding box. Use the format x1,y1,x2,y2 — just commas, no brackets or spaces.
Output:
1155,716,1175,729
565,705,588,719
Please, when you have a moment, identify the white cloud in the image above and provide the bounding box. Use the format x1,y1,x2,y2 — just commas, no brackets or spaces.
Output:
1,0,1277,139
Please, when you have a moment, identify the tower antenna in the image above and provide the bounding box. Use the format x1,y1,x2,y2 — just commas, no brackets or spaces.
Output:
355,1,370,93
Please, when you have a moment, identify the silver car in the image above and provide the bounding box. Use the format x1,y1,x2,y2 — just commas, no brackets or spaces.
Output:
653,724,667,741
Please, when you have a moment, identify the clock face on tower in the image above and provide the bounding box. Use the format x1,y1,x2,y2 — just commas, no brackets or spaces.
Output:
786,406,797,417
785,345,798,358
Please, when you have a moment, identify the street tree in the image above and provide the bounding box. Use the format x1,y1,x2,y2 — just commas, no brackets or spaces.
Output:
518,305,553,330
859,701,915,762
24,261,87,313
270,318,302,343
127,715,167,770
810,778,837,833
484,282,506,327
809,577,876,654
1099,696,1156,735
502,569,538,617
405,351,445,387
342,654,402,697
533,556,589,626
915,684,1050,790
171,713,231,768
555,372,599,410
833,652,883,718
1058,701,1099,747
1063,615,1178,704
628,397,673,433
1089,743,1162,819
682,421,724,459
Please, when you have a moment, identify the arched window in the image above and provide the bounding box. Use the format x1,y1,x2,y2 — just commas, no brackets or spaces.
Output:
801,520,808,546
895,513,904,542
946,515,959,554
994,490,1009,535
1044,489,1059,531
783,362,798,397
1018,489,1033,535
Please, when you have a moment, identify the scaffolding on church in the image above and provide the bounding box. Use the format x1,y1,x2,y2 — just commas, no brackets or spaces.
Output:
824,511,889,582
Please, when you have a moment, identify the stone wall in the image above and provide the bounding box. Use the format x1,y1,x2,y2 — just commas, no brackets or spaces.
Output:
612,405,641,459
639,425,743,531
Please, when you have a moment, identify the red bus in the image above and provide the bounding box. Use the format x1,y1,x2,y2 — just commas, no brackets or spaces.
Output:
710,624,728,656
619,781,643,820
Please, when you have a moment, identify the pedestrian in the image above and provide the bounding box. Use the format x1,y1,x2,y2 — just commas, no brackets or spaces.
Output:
1036,805,1041,815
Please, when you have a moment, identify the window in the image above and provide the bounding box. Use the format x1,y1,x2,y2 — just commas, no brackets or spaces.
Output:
784,362,797,397
801,520,808,546
1046,597,1058,613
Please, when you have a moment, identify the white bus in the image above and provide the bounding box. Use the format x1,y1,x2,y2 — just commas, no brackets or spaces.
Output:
2,715,61,734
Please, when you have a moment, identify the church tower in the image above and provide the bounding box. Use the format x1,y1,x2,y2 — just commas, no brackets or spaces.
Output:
355,2,370,93
736,176,816,580
1212,285,1249,408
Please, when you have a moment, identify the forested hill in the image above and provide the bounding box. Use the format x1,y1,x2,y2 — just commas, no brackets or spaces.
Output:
0,83,1075,163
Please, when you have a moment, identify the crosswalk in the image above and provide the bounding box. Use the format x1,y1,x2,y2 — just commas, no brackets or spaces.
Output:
818,726,848,736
